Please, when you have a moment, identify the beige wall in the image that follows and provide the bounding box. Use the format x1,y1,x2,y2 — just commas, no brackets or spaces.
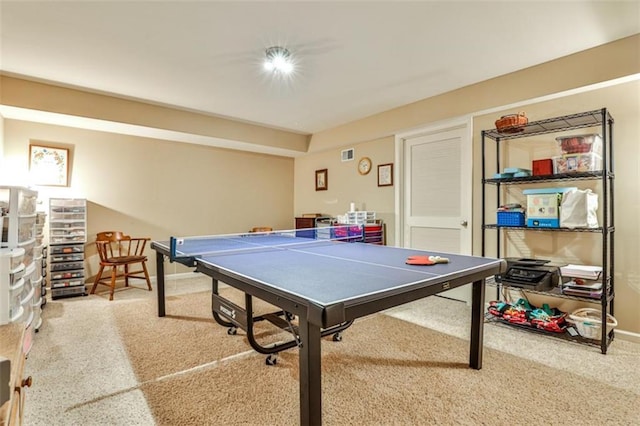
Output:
2,120,294,277
294,136,396,243
293,36,639,334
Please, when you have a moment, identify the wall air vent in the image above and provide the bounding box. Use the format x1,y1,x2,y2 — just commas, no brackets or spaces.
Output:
341,148,354,162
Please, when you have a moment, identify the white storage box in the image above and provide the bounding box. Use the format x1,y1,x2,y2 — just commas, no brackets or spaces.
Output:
523,187,576,228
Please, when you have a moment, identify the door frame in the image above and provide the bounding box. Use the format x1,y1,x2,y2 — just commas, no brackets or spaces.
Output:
393,115,474,250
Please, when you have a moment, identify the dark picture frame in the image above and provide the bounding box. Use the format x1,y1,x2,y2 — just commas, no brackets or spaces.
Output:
377,163,393,187
315,169,328,191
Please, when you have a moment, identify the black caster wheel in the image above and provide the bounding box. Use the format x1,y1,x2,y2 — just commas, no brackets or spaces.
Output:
266,354,278,366
285,311,295,321
227,327,238,335
332,332,342,342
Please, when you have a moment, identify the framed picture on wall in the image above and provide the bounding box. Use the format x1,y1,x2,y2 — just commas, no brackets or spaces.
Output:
29,144,70,186
315,169,328,191
377,163,393,187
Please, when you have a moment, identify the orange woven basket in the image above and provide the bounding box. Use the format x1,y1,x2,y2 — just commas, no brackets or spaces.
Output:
495,112,528,133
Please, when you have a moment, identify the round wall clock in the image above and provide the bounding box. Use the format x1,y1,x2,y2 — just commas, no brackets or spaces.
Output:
358,157,372,175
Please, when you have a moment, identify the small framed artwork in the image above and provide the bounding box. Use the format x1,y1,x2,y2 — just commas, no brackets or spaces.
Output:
377,163,393,187
315,169,328,191
29,144,70,186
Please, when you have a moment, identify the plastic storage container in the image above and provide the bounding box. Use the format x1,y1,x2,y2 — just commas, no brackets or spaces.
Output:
556,133,602,154
553,153,602,173
497,211,525,227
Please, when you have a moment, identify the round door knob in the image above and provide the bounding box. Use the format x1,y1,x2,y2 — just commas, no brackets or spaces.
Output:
460,220,468,227
22,376,33,388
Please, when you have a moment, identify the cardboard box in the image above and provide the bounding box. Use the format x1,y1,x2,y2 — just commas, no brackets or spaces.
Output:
523,187,576,228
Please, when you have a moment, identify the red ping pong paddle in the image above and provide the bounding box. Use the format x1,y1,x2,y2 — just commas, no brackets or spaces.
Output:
406,255,450,265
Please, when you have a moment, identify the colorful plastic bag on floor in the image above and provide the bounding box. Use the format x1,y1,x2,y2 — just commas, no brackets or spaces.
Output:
487,299,567,333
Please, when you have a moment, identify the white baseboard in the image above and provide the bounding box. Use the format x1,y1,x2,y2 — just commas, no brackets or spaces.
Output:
614,329,640,344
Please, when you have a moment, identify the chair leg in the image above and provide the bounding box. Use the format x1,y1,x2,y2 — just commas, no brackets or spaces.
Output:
91,266,105,295
124,264,130,287
142,261,152,291
109,267,118,301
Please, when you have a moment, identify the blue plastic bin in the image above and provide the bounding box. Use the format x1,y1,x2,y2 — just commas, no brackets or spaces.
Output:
497,211,525,227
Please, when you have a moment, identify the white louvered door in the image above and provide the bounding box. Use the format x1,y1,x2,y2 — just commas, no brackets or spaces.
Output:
403,124,472,302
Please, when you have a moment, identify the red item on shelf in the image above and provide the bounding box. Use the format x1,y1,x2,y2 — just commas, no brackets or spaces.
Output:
532,159,553,176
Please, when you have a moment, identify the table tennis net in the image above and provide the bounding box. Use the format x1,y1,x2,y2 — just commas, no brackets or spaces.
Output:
168,224,364,260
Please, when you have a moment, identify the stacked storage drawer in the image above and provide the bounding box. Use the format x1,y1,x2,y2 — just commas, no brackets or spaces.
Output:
49,199,87,299
0,248,26,325
364,222,385,245
0,186,39,351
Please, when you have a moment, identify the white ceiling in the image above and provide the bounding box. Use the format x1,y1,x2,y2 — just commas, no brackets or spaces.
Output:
1,1,639,135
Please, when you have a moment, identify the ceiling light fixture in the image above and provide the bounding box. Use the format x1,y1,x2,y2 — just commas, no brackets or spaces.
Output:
263,46,294,74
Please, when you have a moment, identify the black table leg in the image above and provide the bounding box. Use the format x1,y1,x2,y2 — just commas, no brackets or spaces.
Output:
470,278,485,369
298,314,322,425
156,251,166,317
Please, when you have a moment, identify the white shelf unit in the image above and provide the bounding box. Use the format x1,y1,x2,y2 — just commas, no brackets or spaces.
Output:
0,186,39,351
49,198,87,300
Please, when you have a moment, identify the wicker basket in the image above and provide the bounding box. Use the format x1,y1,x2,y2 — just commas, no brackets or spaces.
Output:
567,308,617,340
495,112,528,133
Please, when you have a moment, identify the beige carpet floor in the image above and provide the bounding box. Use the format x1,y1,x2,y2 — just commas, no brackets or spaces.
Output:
109,289,638,425
22,277,640,425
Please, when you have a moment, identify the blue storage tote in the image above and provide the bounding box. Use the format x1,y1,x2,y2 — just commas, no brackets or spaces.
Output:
497,211,525,227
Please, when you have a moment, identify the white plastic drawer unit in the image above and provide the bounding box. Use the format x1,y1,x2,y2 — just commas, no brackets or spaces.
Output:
17,216,36,244
50,254,84,262
50,261,84,272
32,276,42,298
50,245,84,255
8,248,25,271
1,248,28,324
51,279,84,289
8,251,26,288
50,212,85,222
49,221,85,230
49,198,87,300
20,276,34,308
50,235,85,244
50,207,85,220
50,228,86,237
50,270,83,281
0,187,37,215
9,277,25,319
20,240,35,268
17,191,37,215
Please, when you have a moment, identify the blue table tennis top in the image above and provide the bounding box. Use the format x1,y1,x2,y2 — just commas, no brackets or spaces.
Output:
155,235,501,308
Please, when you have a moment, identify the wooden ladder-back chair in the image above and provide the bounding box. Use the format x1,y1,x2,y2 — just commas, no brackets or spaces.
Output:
90,231,152,301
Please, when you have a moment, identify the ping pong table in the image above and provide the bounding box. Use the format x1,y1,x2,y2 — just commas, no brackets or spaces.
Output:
151,226,504,425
